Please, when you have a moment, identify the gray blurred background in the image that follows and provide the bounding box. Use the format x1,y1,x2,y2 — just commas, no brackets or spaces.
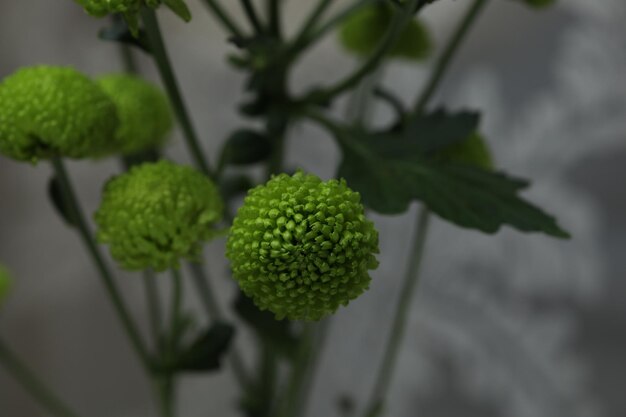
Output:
1,0,625,416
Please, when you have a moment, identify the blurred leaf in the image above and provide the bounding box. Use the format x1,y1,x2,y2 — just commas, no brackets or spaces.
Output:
234,291,298,359
163,0,192,22
176,322,234,372
436,132,493,170
219,175,256,201
222,130,273,166
334,111,569,238
47,176,77,227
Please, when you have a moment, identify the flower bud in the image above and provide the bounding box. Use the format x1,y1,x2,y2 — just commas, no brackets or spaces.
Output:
227,172,380,321
97,74,173,156
95,160,223,271
0,66,118,163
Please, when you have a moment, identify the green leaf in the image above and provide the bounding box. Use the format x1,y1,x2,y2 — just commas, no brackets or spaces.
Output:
163,0,192,22
47,176,78,227
521,0,556,9
436,132,493,170
176,322,234,372
335,112,569,238
339,3,432,61
221,129,273,166
219,174,256,201
234,291,298,359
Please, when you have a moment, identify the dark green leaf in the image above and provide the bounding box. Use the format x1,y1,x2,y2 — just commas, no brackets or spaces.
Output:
234,291,298,359
219,175,256,201
400,109,480,154
47,176,77,227
221,130,273,166
176,322,234,372
336,117,569,238
163,0,192,22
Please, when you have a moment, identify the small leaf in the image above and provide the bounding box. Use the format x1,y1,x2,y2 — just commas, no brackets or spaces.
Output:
339,3,431,61
221,129,273,166
335,111,569,238
234,291,298,358
163,0,192,22
47,176,78,227
176,322,234,372
436,132,493,170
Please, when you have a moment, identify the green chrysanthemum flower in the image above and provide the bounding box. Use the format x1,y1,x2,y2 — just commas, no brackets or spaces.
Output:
438,133,494,170
95,160,223,271
0,66,118,163
74,0,191,36
339,2,431,61
227,172,380,321
0,264,12,306
97,74,173,156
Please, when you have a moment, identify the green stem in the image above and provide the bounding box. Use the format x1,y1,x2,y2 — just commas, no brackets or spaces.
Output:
267,0,282,38
240,0,264,34
187,263,250,388
362,208,430,417
414,0,490,113
276,323,315,417
314,0,420,103
201,0,246,38
50,157,152,371
0,338,83,417
141,7,213,178
291,0,333,49
143,270,164,353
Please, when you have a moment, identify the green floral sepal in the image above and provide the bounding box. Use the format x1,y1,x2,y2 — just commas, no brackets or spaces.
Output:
74,0,191,36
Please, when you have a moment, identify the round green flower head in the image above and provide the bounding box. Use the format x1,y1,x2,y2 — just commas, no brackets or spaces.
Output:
97,74,173,156
227,172,380,321
0,264,12,306
437,133,494,170
95,160,223,272
339,2,431,61
74,0,191,36
0,66,118,163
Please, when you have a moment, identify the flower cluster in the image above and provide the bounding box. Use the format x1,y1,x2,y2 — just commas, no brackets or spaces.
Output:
227,172,379,321
95,160,223,271
74,0,191,35
0,66,173,163
0,66,118,163
97,74,173,156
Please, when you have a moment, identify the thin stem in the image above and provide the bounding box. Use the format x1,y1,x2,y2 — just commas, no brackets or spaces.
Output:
292,320,331,417
291,0,333,49
362,208,430,417
267,0,282,38
276,323,316,417
140,7,213,178
201,0,246,38
168,269,183,357
143,270,164,353
187,263,250,388
119,44,138,73
50,157,152,371
0,338,83,417
240,0,264,34
414,0,490,113
315,0,420,103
